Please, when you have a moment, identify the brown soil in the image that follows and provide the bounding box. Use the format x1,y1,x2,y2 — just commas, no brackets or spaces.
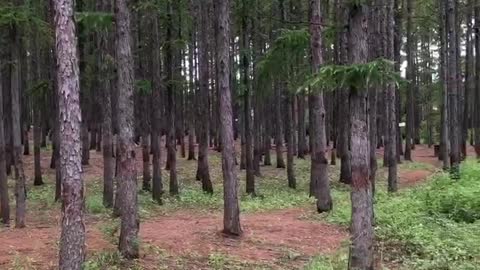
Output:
141,208,346,263
0,223,112,269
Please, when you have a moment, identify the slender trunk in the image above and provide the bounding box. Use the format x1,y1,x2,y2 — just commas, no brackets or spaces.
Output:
297,94,307,158
336,0,352,185
386,0,398,192
0,57,10,225
286,95,296,189
475,2,480,156
33,107,43,185
404,0,414,161
115,0,139,259
464,0,474,158
55,0,86,266
274,82,286,168
347,4,374,269
196,0,213,194
215,0,242,236
447,0,460,176
309,0,332,212
165,0,178,195
98,0,114,206
241,1,255,195
11,23,26,228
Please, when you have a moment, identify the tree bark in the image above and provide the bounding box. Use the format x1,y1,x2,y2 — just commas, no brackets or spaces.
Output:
99,0,114,207
165,0,178,195
241,0,255,195
347,4,374,269
54,0,86,266
0,57,10,225
151,14,163,204
447,0,460,176
309,0,332,212
196,0,213,194
286,94,296,189
335,0,352,185
215,0,242,236
475,1,480,157
386,0,398,192
11,22,26,229
404,0,414,161
115,0,139,259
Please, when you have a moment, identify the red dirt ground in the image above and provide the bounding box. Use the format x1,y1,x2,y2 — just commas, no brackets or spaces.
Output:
2,143,470,269
141,208,346,262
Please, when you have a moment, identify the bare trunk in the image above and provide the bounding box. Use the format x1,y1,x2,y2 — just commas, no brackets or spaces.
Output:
196,0,213,194
386,0,398,192
115,0,139,259
309,0,332,212
215,0,242,236
54,0,86,267
336,0,352,185
151,15,163,203
447,0,460,176
11,24,26,229
475,3,480,156
0,57,10,225
347,4,374,269
274,83,286,168
286,95,296,189
33,107,43,186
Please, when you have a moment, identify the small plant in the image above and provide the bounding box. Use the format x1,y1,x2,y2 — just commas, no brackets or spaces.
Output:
208,253,227,270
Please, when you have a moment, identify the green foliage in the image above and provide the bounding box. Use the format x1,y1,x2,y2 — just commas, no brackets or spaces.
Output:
84,251,142,270
75,12,114,32
135,80,153,96
0,3,51,45
301,58,404,93
256,28,310,94
425,163,480,223
303,247,349,270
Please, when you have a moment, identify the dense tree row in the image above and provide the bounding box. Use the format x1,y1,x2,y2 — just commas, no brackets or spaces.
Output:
0,0,477,268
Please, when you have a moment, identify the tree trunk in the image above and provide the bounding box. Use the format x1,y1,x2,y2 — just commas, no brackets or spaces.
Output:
10,23,26,229
98,0,114,207
297,94,307,158
347,4,374,269
165,0,178,196
336,0,352,185
404,0,414,161
215,0,242,236
115,0,139,259
475,2,480,157
54,0,86,266
447,0,460,176
309,0,332,212
151,14,163,204
386,0,398,192
196,0,213,194
33,107,43,186
0,57,10,225
274,84,286,169
464,0,474,158
241,0,255,195
286,94,296,189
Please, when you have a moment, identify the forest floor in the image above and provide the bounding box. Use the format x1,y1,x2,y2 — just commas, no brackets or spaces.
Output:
0,143,469,269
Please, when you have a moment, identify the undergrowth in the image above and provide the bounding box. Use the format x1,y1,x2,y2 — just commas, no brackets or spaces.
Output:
313,159,480,270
